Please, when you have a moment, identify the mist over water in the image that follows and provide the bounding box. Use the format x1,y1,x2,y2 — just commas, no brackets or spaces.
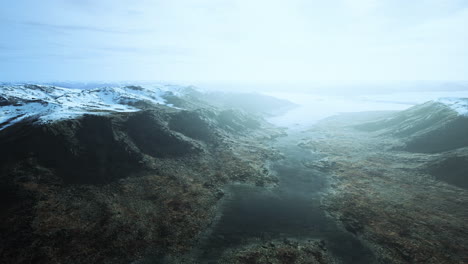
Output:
264,90,468,129
191,80,468,129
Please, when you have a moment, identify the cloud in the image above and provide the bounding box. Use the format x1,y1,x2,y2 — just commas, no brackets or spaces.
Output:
20,21,135,34
94,45,189,57
0,0,467,82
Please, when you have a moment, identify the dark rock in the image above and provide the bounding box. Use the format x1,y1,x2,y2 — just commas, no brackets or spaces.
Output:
0,96,9,106
126,111,199,158
0,114,143,185
168,110,216,142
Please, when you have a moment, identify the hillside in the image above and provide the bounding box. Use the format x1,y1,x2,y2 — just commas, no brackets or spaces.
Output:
355,99,468,153
0,84,288,263
353,98,468,189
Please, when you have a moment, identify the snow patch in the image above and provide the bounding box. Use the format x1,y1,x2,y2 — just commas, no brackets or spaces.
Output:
0,84,185,130
437,98,468,116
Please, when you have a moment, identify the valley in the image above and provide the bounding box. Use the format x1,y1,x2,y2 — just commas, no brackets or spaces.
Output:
0,84,467,264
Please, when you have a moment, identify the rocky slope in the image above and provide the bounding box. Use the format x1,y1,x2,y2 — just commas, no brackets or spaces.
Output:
354,99,468,189
355,99,468,153
300,99,468,263
0,84,287,263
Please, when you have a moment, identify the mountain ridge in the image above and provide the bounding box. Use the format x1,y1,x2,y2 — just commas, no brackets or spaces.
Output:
0,85,289,263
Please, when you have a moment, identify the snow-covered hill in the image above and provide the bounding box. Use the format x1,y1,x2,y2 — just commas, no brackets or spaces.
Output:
437,97,468,116
0,84,186,130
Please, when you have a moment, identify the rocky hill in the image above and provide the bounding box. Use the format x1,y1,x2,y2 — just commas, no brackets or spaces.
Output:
353,98,468,189
355,98,468,153
0,84,286,263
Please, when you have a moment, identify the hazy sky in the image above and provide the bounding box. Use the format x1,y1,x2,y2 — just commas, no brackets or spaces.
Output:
1,0,467,82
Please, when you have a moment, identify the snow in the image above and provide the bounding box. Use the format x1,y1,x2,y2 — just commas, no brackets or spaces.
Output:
437,98,468,116
0,84,181,130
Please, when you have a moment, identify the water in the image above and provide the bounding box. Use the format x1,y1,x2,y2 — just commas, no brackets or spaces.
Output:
265,90,468,129
197,131,377,263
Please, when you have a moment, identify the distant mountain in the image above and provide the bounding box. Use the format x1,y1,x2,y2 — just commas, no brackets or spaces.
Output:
194,91,297,116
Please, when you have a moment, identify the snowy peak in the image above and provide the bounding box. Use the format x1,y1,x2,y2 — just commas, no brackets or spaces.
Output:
436,97,468,116
0,84,184,130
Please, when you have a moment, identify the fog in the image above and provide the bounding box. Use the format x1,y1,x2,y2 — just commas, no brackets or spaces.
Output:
1,0,468,82
195,80,468,128
266,88,468,128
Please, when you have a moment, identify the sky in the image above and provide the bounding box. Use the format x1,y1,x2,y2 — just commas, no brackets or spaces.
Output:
0,0,467,83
